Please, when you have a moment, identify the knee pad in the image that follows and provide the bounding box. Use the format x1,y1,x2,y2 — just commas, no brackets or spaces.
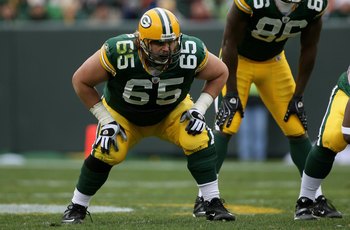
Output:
180,128,214,155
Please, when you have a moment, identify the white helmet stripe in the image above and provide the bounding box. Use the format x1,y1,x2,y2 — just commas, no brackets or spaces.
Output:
155,7,171,35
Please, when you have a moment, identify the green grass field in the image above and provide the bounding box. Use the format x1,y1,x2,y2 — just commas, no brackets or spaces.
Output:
0,155,349,229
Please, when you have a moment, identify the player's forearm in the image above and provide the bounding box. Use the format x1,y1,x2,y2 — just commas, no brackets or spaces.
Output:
221,40,239,94
193,72,227,115
295,17,322,96
223,55,238,94
295,45,317,95
201,67,228,99
72,76,102,110
73,77,114,125
221,6,246,94
192,92,214,115
89,101,114,125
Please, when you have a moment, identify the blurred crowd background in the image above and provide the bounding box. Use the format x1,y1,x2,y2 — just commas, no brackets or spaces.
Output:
0,0,230,24
1,0,349,24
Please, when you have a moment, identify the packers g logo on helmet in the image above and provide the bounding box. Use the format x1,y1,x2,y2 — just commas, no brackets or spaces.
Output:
138,7,181,42
137,7,182,74
140,15,152,29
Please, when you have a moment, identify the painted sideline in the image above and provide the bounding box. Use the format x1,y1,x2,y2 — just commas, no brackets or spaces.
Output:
0,204,133,214
0,203,283,214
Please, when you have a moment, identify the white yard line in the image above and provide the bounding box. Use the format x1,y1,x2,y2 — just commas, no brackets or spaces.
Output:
0,204,133,214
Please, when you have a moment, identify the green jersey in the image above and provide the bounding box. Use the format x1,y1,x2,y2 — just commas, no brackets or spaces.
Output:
99,34,208,126
234,0,327,61
337,71,350,96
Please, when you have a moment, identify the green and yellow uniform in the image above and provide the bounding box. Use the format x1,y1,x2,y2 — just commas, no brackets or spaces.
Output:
317,71,350,153
303,69,349,184
221,0,328,136
93,33,214,166
236,0,327,61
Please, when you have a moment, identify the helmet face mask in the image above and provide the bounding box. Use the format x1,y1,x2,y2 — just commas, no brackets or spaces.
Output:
141,39,181,65
138,8,182,74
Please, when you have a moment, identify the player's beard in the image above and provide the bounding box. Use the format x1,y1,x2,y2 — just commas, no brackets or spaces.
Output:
139,51,169,76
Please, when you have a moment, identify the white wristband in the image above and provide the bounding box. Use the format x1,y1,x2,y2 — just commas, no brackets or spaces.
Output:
192,92,214,115
89,101,114,126
342,126,350,135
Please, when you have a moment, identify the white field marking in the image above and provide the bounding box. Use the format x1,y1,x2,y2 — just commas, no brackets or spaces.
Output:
0,153,25,165
18,180,73,187
0,204,133,214
0,202,283,215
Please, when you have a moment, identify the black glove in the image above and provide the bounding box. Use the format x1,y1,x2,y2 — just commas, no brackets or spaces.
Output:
180,108,206,135
284,95,307,130
94,121,127,154
215,92,244,129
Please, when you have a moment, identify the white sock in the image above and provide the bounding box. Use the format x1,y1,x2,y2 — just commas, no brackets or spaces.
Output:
315,186,323,199
299,172,323,201
197,174,220,198
71,188,92,207
198,179,219,202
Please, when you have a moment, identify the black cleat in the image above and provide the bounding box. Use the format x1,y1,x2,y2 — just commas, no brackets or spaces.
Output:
193,196,206,217
294,197,318,220
61,203,92,224
205,198,235,221
313,195,342,218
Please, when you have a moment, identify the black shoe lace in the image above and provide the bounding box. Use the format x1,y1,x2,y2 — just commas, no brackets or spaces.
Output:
68,204,93,223
319,198,336,211
86,210,93,223
210,198,229,212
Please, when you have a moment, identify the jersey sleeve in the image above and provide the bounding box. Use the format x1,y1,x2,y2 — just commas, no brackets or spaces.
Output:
99,38,117,76
337,71,350,96
191,37,209,74
234,0,253,15
313,0,328,19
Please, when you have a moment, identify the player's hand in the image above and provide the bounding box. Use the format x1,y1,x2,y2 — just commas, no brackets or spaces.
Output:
284,95,308,130
216,92,244,129
180,108,206,135
94,121,127,154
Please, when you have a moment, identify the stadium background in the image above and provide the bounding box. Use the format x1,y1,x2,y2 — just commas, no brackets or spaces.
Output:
0,19,349,158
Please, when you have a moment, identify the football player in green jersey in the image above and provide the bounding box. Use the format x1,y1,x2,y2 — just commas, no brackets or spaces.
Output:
192,0,341,219
61,7,235,224
294,66,350,220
